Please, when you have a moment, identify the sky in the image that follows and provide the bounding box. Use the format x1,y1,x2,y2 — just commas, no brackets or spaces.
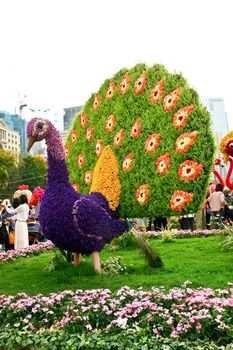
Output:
0,0,233,131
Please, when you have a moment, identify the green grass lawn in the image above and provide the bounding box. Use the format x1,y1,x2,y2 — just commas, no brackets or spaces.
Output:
0,235,232,296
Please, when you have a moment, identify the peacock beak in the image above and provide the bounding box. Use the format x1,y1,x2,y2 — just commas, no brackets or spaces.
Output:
27,136,37,152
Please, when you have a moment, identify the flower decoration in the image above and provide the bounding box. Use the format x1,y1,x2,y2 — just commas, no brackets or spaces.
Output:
64,145,70,159
175,131,198,154
80,112,89,128
122,152,134,172
145,133,160,154
130,118,141,138
86,127,94,142
170,190,193,212
150,79,164,104
70,130,78,144
73,183,79,191
95,139,103,157
136,184,149,205
156,152,171,175
163,86,183,112
106,80,116,100
178,160,203,182
173,104,195,129
105,114,116,132
219,131,233,163
93,94,101,111
84,170,93,185
77,154,85,168
119,73,130,95
114,129,124,147
134,71,147,95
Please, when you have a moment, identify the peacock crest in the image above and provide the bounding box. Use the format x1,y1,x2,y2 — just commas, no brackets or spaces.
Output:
65,63,215,218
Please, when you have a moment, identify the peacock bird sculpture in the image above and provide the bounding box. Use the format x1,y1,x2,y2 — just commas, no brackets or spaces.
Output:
214,131,233,189
27,63,215,271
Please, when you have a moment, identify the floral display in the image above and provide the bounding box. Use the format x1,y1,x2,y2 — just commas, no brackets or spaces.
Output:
63,145,70,159
114,129,124,147
170,190,193,211
105,114,116,132
178,160,203,182
93,94,101,111
95,139,103,157
219,130,233,163
134,71,146,94
136,184,149,205
156,152,170,175
145,133,160,154
70,130,78,144
80,112,88,128
84,170,93,185
119,72,130,95
163,86,182,112
122,152,134,172
130,118,141,138
175,131,198,154
150,79,164,104
86,127,94,142
173,104,195,129
77,153,85,168
106,80,116,100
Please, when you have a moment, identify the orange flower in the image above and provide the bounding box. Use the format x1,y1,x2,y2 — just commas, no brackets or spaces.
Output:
84,170,93,185
64,145,70,159
173,104,195,129
134,71,147,95
176,131,198,154
122,152,134,172
77,154,85,168
80,112,89,128
114,129,124,147
136,184,149,205
145,133,160,154
156,152,171,175
178,160,203,182
106,80,116,100
150,79,164,104
170,190,193,212
119,73,130,95
73,183,79,192
163,86,183,112
130,118,141,138
70,130,78,144
86,127,94,142
95,139,103,157
105,114,116,132
93,94,101,111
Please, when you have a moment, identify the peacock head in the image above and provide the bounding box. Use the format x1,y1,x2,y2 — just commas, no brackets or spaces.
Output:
27,118,50,151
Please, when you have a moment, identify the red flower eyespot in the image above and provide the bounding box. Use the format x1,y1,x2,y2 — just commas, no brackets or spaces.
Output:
73,183,79,191
64,145,70,159
130,118,141,138
80,112,89,128
93,94,101,111
95,140,103,157
178,160,203,182
77,154,85,168
145,133,160,154
134,71,147,95
84,170,93,185
173,104,194,129
105,114,116,132
122,152,134,172
119,73,130,95
163,86,183,112
150,80,164,104
170,190,193,211
114,129,124,147
86,127,94,142
156,152,170,175
70,130,78,144
176,131,198,154
106,80,116,100
136,184,149,205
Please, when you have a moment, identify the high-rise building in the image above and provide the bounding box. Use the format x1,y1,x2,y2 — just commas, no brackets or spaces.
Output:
0,118,21,158
63,106,82,131
0,111,27,152
203,98,229,180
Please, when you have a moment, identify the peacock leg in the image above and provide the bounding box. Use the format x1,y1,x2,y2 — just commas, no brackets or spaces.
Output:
72,252,81,265
92,251,101,273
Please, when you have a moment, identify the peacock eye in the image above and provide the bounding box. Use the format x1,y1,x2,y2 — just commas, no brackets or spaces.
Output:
229,143,233,149
37,123,44,130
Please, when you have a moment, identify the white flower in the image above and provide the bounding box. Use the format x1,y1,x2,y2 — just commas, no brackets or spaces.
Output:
115,317,128,329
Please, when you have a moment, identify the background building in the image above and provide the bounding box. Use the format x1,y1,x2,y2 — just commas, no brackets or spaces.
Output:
0,118,20,158
203,98,229,180
63,106,82,131
0,111,27,152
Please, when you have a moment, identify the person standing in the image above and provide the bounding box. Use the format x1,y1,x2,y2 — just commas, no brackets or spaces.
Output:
6,194,29,249
207,183,226,228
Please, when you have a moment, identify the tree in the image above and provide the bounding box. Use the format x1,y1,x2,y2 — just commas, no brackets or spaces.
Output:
17,155,47,192
0,149,17,199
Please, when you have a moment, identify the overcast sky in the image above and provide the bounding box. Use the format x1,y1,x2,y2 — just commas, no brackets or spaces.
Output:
0,0,232,131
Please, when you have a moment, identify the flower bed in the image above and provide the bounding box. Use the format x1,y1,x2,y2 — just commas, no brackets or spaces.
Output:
146,228,229,239
0,241,55,264
0,282,233,348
